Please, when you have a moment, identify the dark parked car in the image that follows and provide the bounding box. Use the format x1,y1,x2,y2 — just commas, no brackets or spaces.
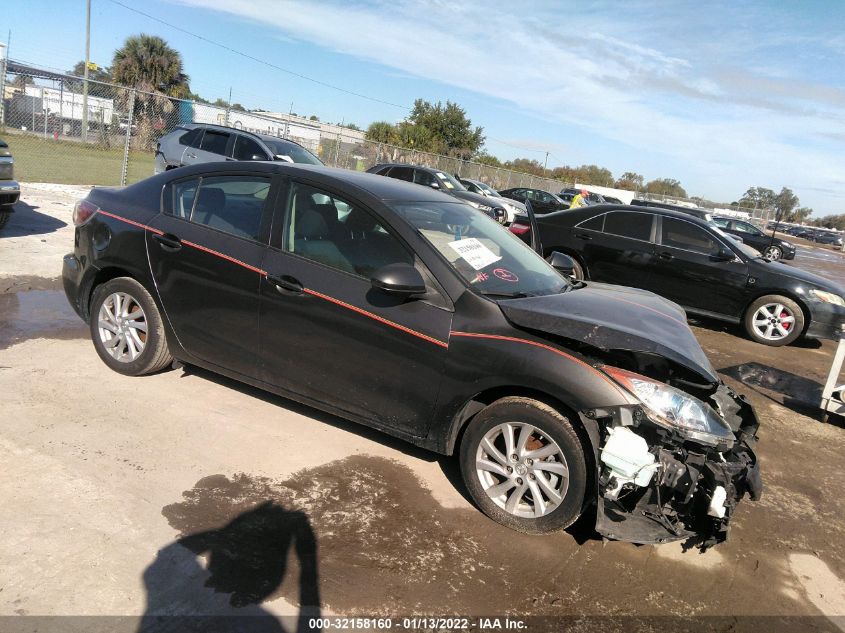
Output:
367,163,506,223
154,123,323,174
0,138,20,229
62,163,760,548
711,217,796,261
812,231,844,248
510,204,845,346
560,188,612,205
499,188,568,214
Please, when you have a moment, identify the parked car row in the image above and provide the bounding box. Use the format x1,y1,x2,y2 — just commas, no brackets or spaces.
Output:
0,137,21,229
777,225,843,249
63,161,762,548
508,203,845,347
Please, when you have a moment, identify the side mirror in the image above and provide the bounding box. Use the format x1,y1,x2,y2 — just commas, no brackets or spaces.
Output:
429,182,440,189
548,251,576,276
711,248,735,262
250,154,267,161
371,263,426,297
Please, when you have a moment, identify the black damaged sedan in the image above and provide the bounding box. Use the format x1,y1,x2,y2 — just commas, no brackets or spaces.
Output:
63,163,761,548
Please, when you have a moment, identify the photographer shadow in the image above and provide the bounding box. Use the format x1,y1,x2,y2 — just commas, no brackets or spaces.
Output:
138,501,320,633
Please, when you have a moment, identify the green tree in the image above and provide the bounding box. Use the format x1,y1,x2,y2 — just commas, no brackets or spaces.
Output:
111,34,191,149
576,164,614,187
738,186,776,210
66,61,113,98
505,158,546,177
773,187,799,220
614,171,644,191
474,151,502,167
309,115,319,121
787,206,813,223
365,120,395,144
644,178,687,198
407,98,485,157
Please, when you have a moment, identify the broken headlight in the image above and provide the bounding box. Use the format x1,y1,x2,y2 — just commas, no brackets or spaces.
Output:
603,366,734,447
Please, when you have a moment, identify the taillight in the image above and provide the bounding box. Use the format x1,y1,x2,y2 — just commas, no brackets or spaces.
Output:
509,222,531,235
73,199,100,226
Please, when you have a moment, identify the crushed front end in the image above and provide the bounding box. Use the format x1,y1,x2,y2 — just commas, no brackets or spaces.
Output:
589,368,762,550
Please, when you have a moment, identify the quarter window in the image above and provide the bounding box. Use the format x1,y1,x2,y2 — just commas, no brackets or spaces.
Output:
282,182,413,278
179,128,203,148
232,135,266,161
386,166,414,182
578,214,604,231
661,217,720,255
604,211,653,241
168,175,271,241
199,129,230,156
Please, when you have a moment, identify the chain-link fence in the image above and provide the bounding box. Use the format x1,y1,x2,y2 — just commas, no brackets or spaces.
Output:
0,64,769,221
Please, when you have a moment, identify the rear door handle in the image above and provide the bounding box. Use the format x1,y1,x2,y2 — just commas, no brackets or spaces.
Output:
574,232,592,241
658,251,674,261
267,274,304,294
152,232,182,252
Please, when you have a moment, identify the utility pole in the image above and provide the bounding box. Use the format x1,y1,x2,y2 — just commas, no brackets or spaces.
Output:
224,86,231,126
543,151,549,178
0,31,9,127
81,0,91,142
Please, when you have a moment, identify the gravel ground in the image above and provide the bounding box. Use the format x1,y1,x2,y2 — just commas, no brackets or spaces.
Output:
1,185,844,631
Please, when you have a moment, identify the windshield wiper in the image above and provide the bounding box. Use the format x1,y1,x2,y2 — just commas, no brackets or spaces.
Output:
480,290,531,298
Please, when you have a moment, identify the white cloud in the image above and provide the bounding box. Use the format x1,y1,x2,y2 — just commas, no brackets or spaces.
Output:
172,0,845,212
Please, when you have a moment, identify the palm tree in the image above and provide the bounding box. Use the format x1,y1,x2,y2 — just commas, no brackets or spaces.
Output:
111,34,190,149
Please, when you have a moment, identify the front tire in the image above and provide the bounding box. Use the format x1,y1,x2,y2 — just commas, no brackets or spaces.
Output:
763,245,783,260
89,277,172,375
743,294,804,346
0,210,10,230
459,397,588,534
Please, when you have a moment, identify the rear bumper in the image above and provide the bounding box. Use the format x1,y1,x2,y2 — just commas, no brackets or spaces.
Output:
62,253,90,322
0,180,20,207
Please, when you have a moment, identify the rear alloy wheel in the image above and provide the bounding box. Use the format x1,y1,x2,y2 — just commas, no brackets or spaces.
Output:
89,277,172,375
763,245,783,260
460,397,587,533
744,295,804,346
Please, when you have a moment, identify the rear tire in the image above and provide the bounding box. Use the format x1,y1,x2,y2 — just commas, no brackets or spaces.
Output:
743,294,804,346
0,210,11,230
459,397,588,534
89,277,172,375
763,245,782,261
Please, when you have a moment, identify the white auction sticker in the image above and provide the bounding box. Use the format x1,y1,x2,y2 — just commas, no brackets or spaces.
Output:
447,238,502,270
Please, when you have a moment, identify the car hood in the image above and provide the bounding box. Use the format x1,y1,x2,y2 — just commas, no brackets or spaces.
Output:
753,259,845,294
497,282,719,384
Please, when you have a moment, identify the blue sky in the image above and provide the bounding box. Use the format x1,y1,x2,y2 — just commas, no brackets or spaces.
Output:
5,0,845,214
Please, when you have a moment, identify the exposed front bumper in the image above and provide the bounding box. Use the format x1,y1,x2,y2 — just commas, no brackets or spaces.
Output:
0,180,20,207
805,301,845,341
594,384,761,550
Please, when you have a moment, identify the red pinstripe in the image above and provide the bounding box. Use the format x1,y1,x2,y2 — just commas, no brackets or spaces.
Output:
450,331,630,398
98,209,163,235
303,288,449,348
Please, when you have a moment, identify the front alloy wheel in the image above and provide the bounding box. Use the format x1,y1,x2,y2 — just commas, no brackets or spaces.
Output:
744,294,804,346
764,245,782,260
460,397,587,533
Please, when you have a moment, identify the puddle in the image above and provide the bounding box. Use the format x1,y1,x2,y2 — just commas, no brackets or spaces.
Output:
0,289,88,350
153,456,831,620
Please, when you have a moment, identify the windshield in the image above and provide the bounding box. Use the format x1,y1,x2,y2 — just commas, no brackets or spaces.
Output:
434,171,467,192
474,181,501,197
264,139,323,165
709,224,761,258
392,201,568,297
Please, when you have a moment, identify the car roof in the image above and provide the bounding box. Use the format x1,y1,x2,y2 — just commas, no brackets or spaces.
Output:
538,203,718,227
182,122,311,151
167,161,457,203
371,163,448,175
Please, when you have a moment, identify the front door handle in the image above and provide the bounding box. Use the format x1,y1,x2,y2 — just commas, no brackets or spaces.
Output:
658,251,674,261
152,232,182,252
185,152,197,159
267,274,304,294
574,232,592,241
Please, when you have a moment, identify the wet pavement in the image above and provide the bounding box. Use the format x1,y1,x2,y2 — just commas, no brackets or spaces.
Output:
0,285,87,350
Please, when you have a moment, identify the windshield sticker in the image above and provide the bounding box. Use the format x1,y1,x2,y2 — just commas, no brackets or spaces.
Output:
493,268,519,282
447,238,502,271
475,271,489,282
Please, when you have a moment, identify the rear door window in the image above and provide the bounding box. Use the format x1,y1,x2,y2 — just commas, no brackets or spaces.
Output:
577,214,604,231
603,211,653,241
199,129,230,156
661,217,720,255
